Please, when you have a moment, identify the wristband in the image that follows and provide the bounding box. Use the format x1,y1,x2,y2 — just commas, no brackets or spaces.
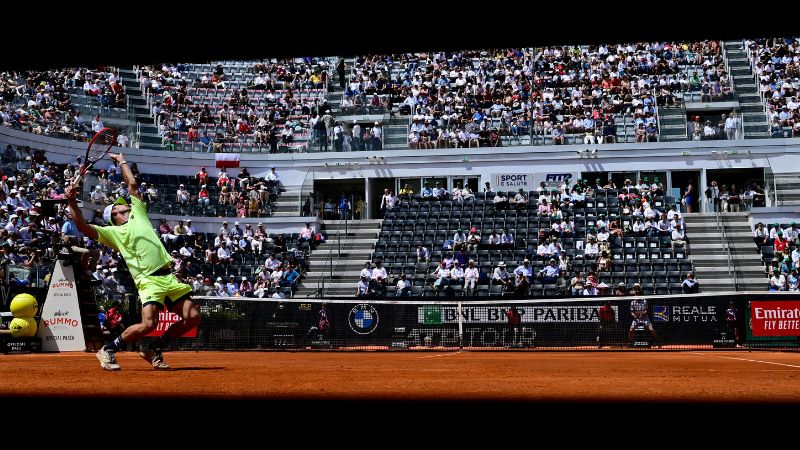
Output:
119,161,128,165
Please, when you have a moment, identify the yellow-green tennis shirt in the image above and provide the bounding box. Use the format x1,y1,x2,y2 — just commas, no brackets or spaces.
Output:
93,196,171,280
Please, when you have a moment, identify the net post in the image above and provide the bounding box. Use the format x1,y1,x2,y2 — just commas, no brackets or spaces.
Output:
457,301,463,349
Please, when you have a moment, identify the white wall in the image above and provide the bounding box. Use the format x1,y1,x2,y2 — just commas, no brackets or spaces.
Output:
3,126,800,189
749,207,800,231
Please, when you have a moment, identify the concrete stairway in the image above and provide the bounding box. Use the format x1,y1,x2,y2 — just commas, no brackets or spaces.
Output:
722,40,770,139
270,189,301,217
684,212,765,292
773,173,800,206
658,106,688,142
382,116,409,149
118,66,164,149
294,220,382,298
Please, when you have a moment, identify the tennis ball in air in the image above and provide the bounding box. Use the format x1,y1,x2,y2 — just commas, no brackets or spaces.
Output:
10,293,38,318
9,317,37,337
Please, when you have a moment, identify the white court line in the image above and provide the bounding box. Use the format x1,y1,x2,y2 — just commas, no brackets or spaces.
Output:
691,352,800,369
418,351,464,359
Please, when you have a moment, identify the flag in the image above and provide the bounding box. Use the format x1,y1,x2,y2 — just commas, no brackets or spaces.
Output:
215,153,240,168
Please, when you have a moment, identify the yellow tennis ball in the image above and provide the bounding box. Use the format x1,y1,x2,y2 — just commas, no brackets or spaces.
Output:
10,293,38,318
9,317,37,337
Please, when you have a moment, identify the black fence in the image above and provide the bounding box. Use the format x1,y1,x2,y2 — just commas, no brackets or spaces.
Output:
138,293,800,351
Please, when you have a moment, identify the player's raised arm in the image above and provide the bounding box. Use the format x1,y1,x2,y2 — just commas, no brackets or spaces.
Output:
110,153,140,200
64,184,99,241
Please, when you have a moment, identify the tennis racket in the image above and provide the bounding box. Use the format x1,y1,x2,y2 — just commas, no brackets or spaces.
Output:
71,127,118,187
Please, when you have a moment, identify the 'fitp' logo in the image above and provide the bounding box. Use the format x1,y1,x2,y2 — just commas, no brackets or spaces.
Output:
348,304,379,335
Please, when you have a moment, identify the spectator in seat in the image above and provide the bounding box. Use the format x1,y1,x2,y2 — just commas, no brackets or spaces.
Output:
635,123,647,143
492,261,513,290
195,166,209,186
671,223,687,251
493,191,508,210
514,272,530,298
571,272,585,297
584,235,600,259
197,185,210,207
460,259,479,296
753,222,769,252
420,183,433,200
416,244,430,263
176,184,190,206
396,273,412,297
538,258,560,284
602,119,617,144
486,230,501,249
511,188,529,210
646,123,658,142
433,261,451,292
466,228,481,252
769,272,787,291
91,185,110,205
398,183,414,199
514,258,534,284
681,272,699,294
500,228,514,249
432,182,447,200
280,264,300,290
552,124,564,145
299,221,315,246
452,228,467,252
596,250,611,272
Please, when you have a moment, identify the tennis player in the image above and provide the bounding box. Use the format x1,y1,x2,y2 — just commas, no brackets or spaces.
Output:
65,152,200,370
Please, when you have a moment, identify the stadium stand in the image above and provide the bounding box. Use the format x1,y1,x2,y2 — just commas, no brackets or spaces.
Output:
3,36,800,307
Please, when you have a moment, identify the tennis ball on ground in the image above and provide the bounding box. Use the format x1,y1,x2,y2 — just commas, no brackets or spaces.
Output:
9,317,37,337
10,293,38,318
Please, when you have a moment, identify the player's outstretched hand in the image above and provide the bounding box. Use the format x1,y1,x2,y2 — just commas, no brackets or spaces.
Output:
109,153,125,164
64,185,78,200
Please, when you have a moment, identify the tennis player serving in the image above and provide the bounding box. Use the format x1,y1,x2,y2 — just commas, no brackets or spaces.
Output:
65,152,200,371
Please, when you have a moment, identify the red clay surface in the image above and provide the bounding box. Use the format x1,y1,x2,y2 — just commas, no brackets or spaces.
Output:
2,350,800,402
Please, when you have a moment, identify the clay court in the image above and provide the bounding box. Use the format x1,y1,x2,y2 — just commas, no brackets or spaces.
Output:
2,350,800,402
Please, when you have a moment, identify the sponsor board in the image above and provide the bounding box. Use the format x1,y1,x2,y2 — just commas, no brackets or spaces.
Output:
417,305,617,324
38,260,85,352
145,311,198,337
750,301,800,336
532,172,580,191
349,304,379,334
493,173,534,190
653,305,717,323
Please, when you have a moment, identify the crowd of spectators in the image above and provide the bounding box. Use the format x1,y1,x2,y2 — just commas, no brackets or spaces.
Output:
687,113,740,141
0,69,128,146
154,216,318,299
0,142,317,306
344,41,728,148
704,180,765,212
758,221,800,291
85,163,285,219
366,177,699,298
745,37,800,138
139,59,332,152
